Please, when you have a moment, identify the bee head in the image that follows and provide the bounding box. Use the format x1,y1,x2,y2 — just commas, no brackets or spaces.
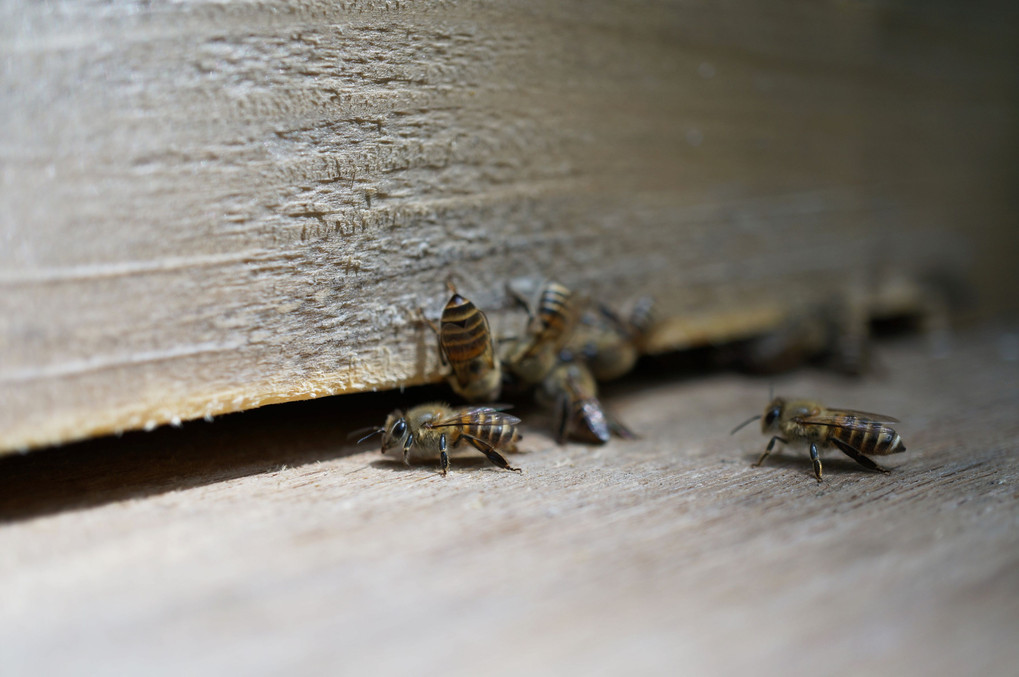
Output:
380,409,409,456
762,397,785,432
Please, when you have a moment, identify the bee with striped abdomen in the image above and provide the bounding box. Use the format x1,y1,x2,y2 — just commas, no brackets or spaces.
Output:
731,397,906,482
502,279,579,387
424,282,502,402
380,403,522,475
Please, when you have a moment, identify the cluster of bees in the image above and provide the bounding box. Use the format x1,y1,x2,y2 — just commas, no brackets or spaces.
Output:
366,279,648,475
366,281,910,483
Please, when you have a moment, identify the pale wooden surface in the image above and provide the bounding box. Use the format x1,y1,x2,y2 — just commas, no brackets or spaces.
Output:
3,0,1016,452
1,327,1017,675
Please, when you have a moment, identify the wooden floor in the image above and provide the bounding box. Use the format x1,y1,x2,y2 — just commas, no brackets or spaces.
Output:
2,326,1018,676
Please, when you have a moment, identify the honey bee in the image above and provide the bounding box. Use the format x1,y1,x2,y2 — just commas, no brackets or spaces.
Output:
731,397,906,482
567,297,653,382
424,282,502,402
501,279,579,386
379,403,522,475
537,358,634,444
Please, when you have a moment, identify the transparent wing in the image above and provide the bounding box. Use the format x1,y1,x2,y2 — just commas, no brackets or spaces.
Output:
827,408,900,423
795,409,900,432
429,406,521,428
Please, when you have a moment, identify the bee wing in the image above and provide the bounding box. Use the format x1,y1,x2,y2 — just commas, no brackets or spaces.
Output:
467,403,515,414
576,400,612,443
824,409,900,423
795,411,899,432
429,406,521,428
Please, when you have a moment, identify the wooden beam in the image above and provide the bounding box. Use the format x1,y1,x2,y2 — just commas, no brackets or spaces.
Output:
1,1,1016,452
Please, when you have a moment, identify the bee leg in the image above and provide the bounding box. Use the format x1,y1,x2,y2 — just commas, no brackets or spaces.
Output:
439,433,450,477
810,442,823,483
402,433,414,466
416,308,450,372
417,307,441,336
506,285,535,320
608,414,637,440
597,302,632,336
754,436,787,467
464,436,521,473
831,438,890,474
553,392,571,445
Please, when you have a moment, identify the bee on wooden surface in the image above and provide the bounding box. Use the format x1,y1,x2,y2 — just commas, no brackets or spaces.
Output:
501,279,579,387
567,297,654,382
379,403,522,475
537,357,634,444
731,397,906,482
423,282,502,402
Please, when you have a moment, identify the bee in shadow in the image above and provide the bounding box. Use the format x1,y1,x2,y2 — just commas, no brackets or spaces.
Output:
368,403,522,476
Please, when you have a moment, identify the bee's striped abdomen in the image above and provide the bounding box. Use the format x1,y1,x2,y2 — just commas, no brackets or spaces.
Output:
440,294,494,366
831,417,906,456
517,282,575,360
536,283,573,338
463,412,519,448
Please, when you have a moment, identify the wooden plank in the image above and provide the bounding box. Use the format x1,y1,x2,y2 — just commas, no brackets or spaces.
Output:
0,327,1016,674
1,0,1016,452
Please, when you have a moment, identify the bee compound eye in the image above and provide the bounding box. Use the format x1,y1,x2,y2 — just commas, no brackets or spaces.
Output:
764,407,780,426
392,419,407,439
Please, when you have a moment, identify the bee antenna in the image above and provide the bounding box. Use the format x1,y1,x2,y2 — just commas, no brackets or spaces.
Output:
445,272,469,296
769,383,774,400
730,415,761,435
352,428,385,445
347,425,379,440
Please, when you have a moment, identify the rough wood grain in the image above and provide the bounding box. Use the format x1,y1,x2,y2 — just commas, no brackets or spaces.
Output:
2,1,1017,452
1,328,1017,675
